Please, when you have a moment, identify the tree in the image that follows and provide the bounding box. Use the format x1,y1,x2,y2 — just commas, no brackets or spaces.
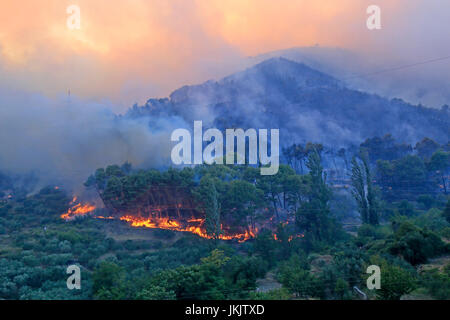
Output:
135,285,176,300
376,263,416,300
149,249,230,300
305,142,324,158
420,264,450,300
254,229,278,267
278,255,319,298
222,180,263,230
283,146,294,169
334,278,351,300
360,134,412,162
388,221,446,265
415,138,440,159
282,143,307,174
257,165,293,220
195,177,222,240
284,174,310,215
376,155,430,200
296,151,336,243
92,261,126,300
223,255,268,298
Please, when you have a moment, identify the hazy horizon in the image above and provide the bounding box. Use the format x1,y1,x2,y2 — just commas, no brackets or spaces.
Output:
1,0,450,111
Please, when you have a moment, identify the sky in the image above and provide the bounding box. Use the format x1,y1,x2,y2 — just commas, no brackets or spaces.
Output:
0,0,449,191
1,0,449,111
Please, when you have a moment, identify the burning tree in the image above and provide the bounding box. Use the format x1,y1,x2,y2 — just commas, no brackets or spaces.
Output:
193,177,221,240
83,164,263,241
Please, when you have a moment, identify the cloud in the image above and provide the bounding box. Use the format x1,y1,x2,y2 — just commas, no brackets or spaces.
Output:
0,87,187,190
1,0,449,191
1,0,449,110
0,0,245,110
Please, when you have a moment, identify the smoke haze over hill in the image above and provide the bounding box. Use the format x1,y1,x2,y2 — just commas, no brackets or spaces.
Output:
1,0,449,109
129,58,449,145
0,88,184,191
0,57,448,191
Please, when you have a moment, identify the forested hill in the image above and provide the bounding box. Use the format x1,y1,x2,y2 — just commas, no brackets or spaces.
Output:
126,57,449,146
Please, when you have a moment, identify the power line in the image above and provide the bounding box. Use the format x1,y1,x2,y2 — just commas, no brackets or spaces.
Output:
343,54,450,81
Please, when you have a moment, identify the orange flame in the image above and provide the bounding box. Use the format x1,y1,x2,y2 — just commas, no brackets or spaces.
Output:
60,199,307,243
119,215,257,242
95,215,115,220
60,199,257,241
273,232,304,242
61,197,97,220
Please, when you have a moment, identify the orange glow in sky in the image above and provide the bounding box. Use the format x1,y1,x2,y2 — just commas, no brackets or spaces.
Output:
0,0,443,109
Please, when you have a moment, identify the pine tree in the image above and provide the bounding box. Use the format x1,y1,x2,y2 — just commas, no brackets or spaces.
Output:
205,182,221,239
195,177,221,240
296,151,333,242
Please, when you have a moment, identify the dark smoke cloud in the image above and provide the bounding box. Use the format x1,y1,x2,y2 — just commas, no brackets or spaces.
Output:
0,87,187,192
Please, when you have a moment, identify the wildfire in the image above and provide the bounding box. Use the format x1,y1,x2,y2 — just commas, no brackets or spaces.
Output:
288,234,304,242
60,199,303,244
59,200,305,243
61,197,97,220
60,198,257,241
119,215,257,242
273,233,304,242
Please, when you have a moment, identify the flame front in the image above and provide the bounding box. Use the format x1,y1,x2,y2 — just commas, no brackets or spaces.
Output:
119,215,257,242
61,197,97,220
61,199,304,243
61,199,256,241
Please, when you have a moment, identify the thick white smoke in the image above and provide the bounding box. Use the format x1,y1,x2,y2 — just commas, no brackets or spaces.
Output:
0,87,187,191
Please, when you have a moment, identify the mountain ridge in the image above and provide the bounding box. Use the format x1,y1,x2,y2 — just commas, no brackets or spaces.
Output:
126,57,449,147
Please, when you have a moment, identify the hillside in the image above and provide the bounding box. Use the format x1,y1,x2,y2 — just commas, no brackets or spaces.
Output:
126,58,449,147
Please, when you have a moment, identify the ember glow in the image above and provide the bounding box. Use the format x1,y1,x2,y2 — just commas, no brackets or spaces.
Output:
2,0,439,107
60,198,258,241
60,197,97,220
119,215,257,242
273,233,304,242
61,199,304,243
